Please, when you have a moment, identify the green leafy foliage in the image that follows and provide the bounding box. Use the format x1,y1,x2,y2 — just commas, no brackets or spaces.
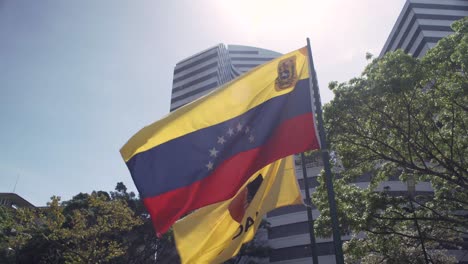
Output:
313,18,467,263
0,183,181,264
1,192,142,263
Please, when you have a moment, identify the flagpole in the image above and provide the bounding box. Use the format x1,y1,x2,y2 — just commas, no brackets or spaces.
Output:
300,153,319,264
306,38,345,264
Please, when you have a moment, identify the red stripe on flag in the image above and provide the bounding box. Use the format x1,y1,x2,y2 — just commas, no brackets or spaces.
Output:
144,113,319,235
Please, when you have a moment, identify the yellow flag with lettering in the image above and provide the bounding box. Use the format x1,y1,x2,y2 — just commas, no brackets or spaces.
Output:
173,156,302,264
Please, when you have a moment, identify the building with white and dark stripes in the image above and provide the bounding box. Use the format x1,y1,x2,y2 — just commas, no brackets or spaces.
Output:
170,44,281,111
380,0,468,58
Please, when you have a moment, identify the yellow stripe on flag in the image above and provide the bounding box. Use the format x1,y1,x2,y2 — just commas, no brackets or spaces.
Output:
173,156,302,264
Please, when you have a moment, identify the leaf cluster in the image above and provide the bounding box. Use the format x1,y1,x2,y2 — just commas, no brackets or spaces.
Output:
0,183,180,264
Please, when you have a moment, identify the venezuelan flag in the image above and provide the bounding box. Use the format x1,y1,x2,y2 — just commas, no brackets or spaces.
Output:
120,47,320,235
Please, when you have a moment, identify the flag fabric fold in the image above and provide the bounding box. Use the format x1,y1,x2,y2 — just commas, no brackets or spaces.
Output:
173,156,302,264
120,47,320,235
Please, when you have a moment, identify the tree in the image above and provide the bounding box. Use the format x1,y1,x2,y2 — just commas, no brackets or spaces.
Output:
0,183,182,264
0,206,16,263
313,18,467,263
109,183,180,264
2,191,143,263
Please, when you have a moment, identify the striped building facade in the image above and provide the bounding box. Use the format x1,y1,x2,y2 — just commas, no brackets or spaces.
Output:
380,0,468,58
170,44,281,111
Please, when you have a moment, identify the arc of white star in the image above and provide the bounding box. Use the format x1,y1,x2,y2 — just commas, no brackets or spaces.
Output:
209,147,219,157
249,135,255,143
217,136,226,144
227,128,234,136
206,161,214,170
245,126,250,133
236,123,243,132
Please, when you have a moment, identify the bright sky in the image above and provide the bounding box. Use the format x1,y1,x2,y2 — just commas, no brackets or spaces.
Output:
0,0,405,206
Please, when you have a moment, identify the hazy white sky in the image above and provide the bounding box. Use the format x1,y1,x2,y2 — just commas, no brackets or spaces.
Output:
0,0,405,205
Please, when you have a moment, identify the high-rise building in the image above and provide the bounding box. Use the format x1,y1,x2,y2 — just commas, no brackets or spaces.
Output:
170,44,281,111
380,0,468,58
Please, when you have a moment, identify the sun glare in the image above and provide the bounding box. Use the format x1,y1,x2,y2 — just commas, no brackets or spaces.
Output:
212,0,330,47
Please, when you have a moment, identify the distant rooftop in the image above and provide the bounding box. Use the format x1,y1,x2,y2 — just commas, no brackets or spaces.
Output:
0,193,35,208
